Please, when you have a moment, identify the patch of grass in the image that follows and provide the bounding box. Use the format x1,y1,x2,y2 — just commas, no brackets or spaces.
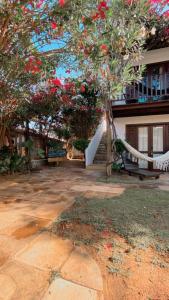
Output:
98,174,160,185
109,253,123,264
151,257,168,269
54,188,169,252
107,265,131,277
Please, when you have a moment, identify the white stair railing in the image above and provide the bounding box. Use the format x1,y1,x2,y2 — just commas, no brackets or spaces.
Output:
85,117,106,167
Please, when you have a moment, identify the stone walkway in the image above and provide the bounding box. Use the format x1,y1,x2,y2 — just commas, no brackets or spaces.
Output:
0,167,168,300
0,167,116,300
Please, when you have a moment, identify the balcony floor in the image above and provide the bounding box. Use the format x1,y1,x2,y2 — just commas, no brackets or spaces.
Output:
112,99,169,118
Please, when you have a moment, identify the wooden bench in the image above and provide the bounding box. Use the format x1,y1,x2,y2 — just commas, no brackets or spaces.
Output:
48,156,67,166
126,167,161,180
121,153,162,180
48,149,67,166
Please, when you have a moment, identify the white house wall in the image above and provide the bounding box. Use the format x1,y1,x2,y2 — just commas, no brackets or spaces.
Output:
114,114,169,140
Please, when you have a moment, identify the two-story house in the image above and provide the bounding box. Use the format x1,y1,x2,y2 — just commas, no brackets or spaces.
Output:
113,46,169,170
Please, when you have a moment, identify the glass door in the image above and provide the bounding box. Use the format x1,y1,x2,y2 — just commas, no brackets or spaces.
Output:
152,126,164,169
138,126,148,169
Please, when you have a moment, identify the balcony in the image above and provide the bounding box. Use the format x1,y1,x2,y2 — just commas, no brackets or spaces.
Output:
112,73,169,118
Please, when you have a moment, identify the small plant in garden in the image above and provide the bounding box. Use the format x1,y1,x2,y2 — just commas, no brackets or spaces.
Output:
73,139,89,154
112,162,123,172
0,146,26,174
114,139,126,155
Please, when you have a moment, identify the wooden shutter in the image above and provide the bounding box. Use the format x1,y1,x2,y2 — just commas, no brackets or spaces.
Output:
126,125,138,149
164,125,169,152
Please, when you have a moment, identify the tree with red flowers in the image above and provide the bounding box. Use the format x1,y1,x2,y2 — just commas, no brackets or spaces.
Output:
0,0,168,171
0,0,70,147
61,78,102,140
66,0,169,175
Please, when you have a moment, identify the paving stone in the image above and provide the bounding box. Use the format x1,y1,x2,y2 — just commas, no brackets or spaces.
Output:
43,278,100,300
158,185,169,191
70,184,125,195
61,246,103,291
0,234,37,267
25,200,74,220
0,211,22,231
0,261,49,300
15,232,73,271
0,274,16,300
0,214,50,237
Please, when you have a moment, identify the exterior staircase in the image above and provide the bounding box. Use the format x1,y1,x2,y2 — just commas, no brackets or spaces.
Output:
94,133,107,164
86,133,107,171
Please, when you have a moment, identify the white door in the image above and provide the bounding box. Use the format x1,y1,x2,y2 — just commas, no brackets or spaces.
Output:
152,126,164,169
138,126,148,169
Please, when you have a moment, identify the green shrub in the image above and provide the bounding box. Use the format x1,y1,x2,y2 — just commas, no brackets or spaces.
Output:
0,146,10,160
54,128,71,140
47,139,64,150
73,139,89,153
10,152,26,173
0,149,26,174
112,162,122,172
37,148,45,159
114,139,126,155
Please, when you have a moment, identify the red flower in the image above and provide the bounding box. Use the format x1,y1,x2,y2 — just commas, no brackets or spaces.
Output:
99,10,106,19
51,78,62,86
100,44,108,52
59,0,65,7
80,85,86,93
36,59,42,65
50,87,57,94
163,10,169,18
92,12,100,21
51,22,57,30
62,94,70,102
98,1,109,11
64,82,75,90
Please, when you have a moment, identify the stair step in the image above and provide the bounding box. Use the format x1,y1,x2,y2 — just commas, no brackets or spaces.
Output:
95,152,107,157
95,152,107,156
97,146,106,149
98,147,106,150
92,131,108,165
99,142,106,145
94,160,107,164
97,152,106,155
86,163,106,171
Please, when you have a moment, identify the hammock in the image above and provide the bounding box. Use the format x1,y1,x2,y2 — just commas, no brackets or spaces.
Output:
120,139,169,171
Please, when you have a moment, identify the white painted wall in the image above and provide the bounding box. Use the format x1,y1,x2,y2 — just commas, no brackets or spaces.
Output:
114,114,169,140
85,118,106,166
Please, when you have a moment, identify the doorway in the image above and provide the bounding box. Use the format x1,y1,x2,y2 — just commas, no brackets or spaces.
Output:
138,125,164,169
126,124,166,170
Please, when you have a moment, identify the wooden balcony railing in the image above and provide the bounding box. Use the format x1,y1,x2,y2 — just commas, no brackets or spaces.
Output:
112,73,169,105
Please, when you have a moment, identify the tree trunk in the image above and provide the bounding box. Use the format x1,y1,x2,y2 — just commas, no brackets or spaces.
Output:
25,120,31,171
105,98,112,177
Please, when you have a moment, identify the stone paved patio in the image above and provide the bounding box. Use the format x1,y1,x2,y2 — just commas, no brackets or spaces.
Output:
0,166,168,300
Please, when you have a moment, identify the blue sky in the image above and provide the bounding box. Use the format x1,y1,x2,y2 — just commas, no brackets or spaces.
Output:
38,38,80,79
37,3,169,79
